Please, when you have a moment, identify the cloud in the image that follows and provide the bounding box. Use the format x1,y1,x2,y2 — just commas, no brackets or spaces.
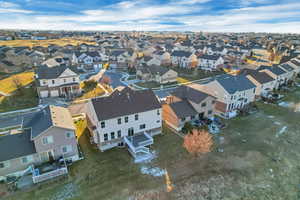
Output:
0,1,33,13
0,0,299,33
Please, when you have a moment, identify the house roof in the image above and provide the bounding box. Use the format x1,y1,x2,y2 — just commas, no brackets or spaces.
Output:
291,60,300,67
91,87,161,121
35,65,78,79
23,105,75,139
147,65,172,76
240,69,275,84
169,100,197,119
197,54,221,60
0,129,36,162
171,50,192,57
171,85,211,104
216,74,256,94
258,65,287,76
280,63,294,72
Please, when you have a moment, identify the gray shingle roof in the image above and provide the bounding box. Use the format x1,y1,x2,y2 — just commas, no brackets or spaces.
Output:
169,100,197,119
280,63,294,72
0,129,36,162
24,106,53,139
171,85,211,104
216,74,256,94
35,65,78,79
240,69,275,84
258,65,286,76
91,87,161,121
171,51,192,57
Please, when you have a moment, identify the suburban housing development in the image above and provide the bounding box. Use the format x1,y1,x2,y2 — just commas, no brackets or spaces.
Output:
0,28,300,199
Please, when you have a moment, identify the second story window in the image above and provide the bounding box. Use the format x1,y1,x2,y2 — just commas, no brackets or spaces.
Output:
73,78,76,82
117,130,121,138
101,121,105,128
157,109,160,115
201,102,207,107
104,133,108,141
135,114,139,121
117,118,121,125
125,116,128,123
52,80,55,84
66,132,75,139
64,79,66,83
42,136,53,145
111,132,115,139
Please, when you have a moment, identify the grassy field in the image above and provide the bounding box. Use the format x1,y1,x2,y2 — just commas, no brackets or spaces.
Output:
0,72,34,94
0,38,96,48
3,87,300,200
0,87,38,113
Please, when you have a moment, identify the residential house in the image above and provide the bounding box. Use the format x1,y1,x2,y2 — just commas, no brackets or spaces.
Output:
86,87,162,162
42,56,70,68
171,50,197,68
195,74,257,118
35,65,81,98
240,69,276,98
258,65,290,88
136,65,178,84
0,105,79,181
163,85,216,131
197,54,224,71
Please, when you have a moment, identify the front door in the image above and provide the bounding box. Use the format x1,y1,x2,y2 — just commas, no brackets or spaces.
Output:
128,128,134,136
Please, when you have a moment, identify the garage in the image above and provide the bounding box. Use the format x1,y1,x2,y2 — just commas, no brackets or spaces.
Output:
40,91,49,98
50,90,59,97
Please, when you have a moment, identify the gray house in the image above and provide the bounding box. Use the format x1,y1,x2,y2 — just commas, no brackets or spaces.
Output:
0,105,79,182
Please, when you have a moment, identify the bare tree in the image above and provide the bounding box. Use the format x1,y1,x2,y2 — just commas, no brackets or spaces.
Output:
100,75,111,85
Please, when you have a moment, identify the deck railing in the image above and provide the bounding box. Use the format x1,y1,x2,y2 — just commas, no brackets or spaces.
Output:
32,167,68,184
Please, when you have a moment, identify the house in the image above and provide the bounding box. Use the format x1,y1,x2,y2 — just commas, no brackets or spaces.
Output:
0,105,79,181
171,51,197,68
42,56,70,68
258,65,290,88
72,51,101,65
287,59,300,74
240,69,276,97
279,63,297,81
35,65,81,98
163,85,216,131
86,87,162,162
195,74,257,118
197,54,224,71
136,65,178,84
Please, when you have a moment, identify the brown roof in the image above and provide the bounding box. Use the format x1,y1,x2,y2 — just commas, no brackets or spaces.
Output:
171,85,213,104
91,87,161,121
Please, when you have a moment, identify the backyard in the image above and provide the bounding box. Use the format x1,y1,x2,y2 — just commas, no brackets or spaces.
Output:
0,72,34,94
3,87,300,200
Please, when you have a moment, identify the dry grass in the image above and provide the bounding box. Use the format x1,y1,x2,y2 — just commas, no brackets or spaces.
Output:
0,38,96,48
0,72,34,94
176,77,189,84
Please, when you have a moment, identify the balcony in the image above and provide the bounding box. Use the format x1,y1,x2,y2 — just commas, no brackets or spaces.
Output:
32,161,68,184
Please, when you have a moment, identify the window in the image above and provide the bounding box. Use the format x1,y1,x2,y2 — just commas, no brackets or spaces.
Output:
181,117,186,122
117,118,122,125
128,128,134,136
157,109,160,115
104,133,108,141
73,78,76,82
111,132,115,139
117,130,121,138
21,156,33,164
66,132,74,138
42,136,53,145
62,145,72,153
212,100,216,104
0,163,4,168
135,114,139,121
208,110,213,115
64,79,66,83
125,116,128,123
52,80,55,84
191,115,195,120
157,120,160,123
253,88,256,93
140,124,146,129
43,81,47,85
201,102,207,107
101,121,105,128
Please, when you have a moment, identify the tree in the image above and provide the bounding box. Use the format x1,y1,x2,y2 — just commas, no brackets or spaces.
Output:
183,129,213,156
182,122,193,134
83,80,97,92
100,75,111,85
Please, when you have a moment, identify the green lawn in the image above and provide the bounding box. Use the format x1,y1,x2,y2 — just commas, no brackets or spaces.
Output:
0,87,39,113
172,67,224,81
4,87,300,200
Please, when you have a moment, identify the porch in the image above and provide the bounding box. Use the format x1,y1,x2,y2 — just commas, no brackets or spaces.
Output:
124,132,154,163
59,83,81,99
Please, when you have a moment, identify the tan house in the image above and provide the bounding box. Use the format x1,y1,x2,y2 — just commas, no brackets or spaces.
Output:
0,105,79,181
162,85,216,131
136,65,178,84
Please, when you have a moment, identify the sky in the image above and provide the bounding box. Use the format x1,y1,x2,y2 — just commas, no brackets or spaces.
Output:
0,0,300,33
